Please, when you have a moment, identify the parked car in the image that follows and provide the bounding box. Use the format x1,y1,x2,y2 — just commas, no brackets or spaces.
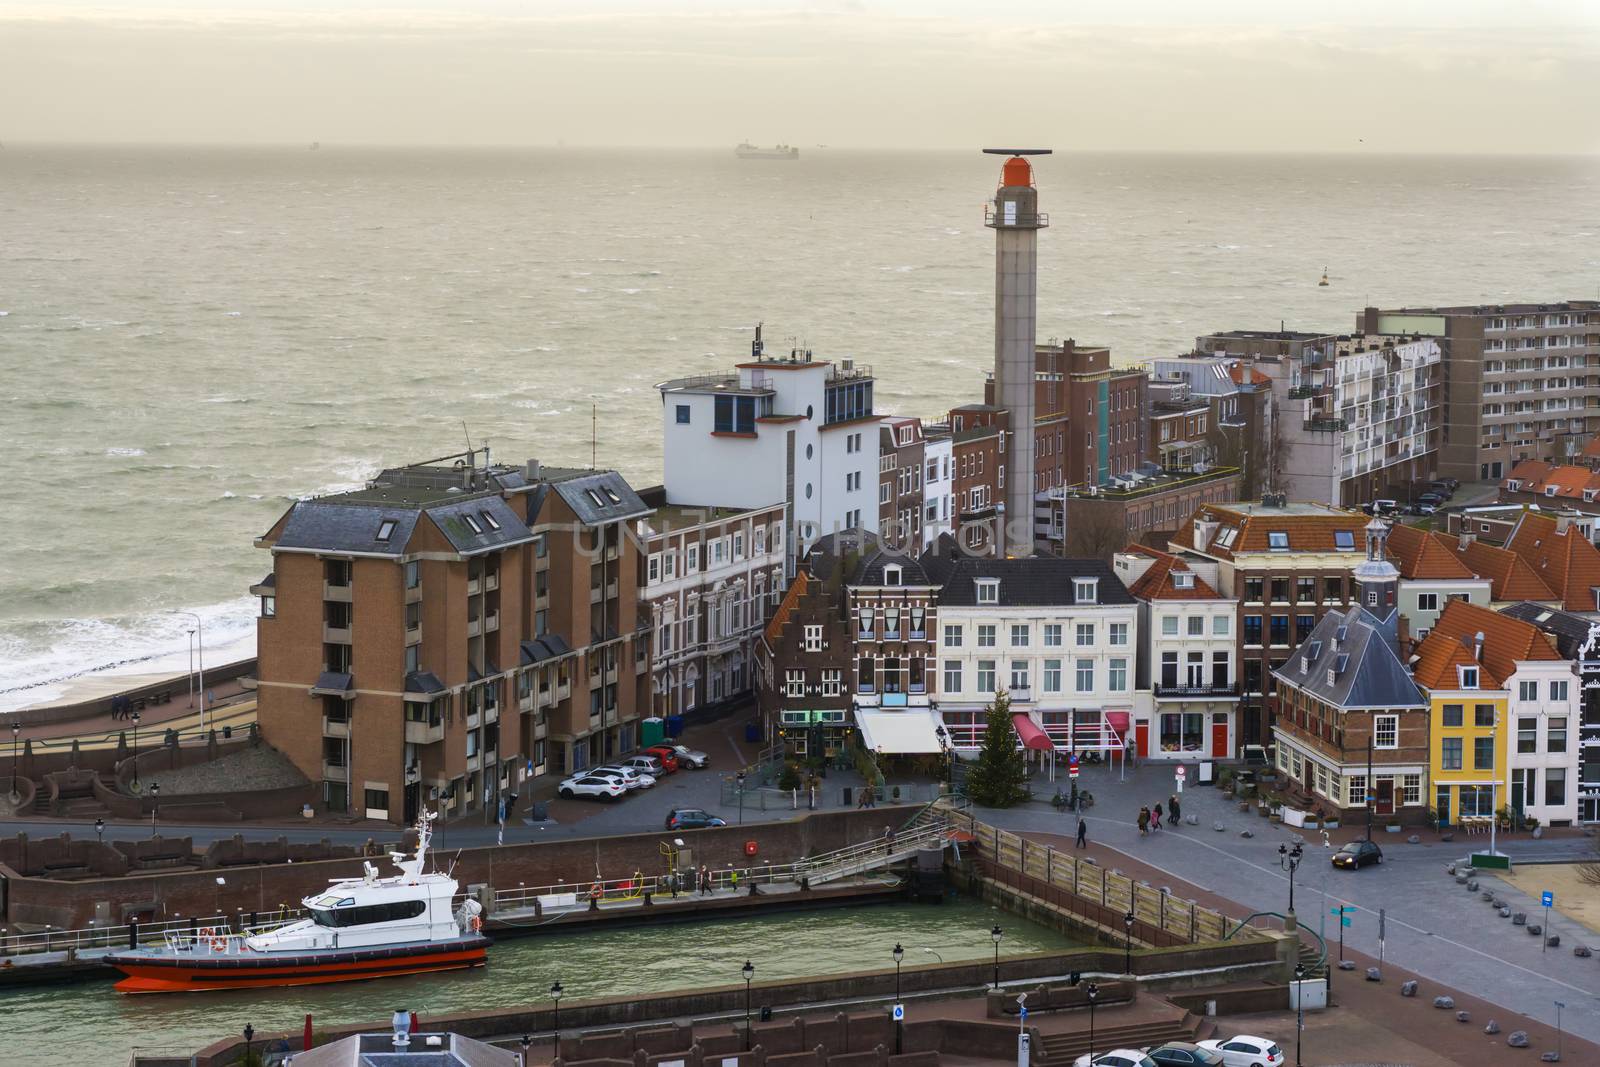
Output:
1409,501,1438,516
1332,840,1383,869
638,747,680,773
1426,480,1456,498
1365,498,1400,515
617,755,666,778
1072,1051,1156,1067
665,808,727,830
649,742,709,769
1197,1036,1284,1067
1148,1043,1225,1067
558,774,627,801
589,766,655,790
1417,491,1445,506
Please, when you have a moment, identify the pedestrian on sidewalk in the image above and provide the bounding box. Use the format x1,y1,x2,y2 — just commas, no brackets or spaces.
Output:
1075,816,1088,849
884,825,896,854
698,864,711,895
1168,794,1181,827
1152,801,1163,830
729,868,740,892
1137,807,1150,836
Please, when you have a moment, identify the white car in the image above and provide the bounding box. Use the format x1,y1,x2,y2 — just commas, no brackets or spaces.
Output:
1072,1052,1156,1067
557,774,626,800
1197,1036,1284,1067
591,766,656,789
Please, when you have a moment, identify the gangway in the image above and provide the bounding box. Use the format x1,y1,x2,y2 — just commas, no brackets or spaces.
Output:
796,820,953,887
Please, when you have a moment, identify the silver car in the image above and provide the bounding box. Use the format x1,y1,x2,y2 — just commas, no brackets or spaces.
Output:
590,765,656,789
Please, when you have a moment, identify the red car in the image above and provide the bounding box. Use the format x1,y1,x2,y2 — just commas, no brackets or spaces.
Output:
641,746,680,773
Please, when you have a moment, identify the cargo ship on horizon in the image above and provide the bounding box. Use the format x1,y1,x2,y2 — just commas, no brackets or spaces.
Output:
736,142,799,160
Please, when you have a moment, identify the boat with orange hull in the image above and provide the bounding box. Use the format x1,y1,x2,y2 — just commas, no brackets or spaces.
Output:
107,811,489,994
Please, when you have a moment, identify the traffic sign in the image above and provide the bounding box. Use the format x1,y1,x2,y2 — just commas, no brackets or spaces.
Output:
1019,1005,1028,1021
892,1004,904,1021
1175,766,1187,779
1542,891,1554,908
1069,765,1079,779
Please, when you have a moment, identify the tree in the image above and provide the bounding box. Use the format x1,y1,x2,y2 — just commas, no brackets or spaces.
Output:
1064,500,1127,559
964,690,1027,808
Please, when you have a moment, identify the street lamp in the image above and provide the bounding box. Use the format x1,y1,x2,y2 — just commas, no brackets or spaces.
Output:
892,943,904,1054
244,1024,254,1065
1123,911,1135,975
1555,1000,1565,1061
736,771,746,826
9,722,19,802
1293,964,1305,1066
550,980,563,1050
520,1034,531,1067
1278,842,1304,914
1085,982,1099,1064
95,818,105,845
742,960,755,1050
131,710,141,790
169,610,206,729
990,925,1003,990
150,782,160,837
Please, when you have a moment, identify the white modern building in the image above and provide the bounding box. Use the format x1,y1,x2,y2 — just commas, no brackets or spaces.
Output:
1113,547,1239,761
637,489,787,718
923,551,1138,762
921,433,954,550
1506,655,1582,828
660,328,879,570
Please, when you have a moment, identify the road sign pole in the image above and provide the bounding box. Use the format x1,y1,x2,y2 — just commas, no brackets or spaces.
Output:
1542,891,1553,953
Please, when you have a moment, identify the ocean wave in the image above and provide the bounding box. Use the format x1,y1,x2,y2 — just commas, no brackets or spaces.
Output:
105,446,146,457
220,490,238,499
203,396,251,404
618,288,644,294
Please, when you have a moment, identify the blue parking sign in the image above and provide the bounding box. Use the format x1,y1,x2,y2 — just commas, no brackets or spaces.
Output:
1542,891,1554,908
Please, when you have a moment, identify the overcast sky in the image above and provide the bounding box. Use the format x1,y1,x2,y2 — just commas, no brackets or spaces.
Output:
4,1,1598,151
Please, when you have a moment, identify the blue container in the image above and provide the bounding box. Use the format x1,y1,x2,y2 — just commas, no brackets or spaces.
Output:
744,721,761,743
665,715,685,738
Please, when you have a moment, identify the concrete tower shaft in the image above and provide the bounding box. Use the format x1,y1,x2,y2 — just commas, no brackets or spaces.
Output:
983,150,1050,554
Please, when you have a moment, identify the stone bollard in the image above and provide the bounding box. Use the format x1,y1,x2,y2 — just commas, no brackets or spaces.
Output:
1508,1031,1530,1048
1546,935,1560,948
1533,826,1544,840
1528,924,1543,936
1440,832,1454,842
1513,913,1527,926
1186,814,1199,826
1499,907,1512,918
1466,879,1479,891
1213,822,1226,832
1574,945,1591,958
1540,1052,1560,1062
1433,996,1455,1009
1481,890,1495,901
1408,835,1421,844
1455,874,1469,885
1493,897,1508,908
1400,980,1418,997
1338,960,1355,971
1365,967,1381,982
1485,1021,1501,1035
1446,862,1457,875
1240,829,1254,839
1455,1010,1470,1023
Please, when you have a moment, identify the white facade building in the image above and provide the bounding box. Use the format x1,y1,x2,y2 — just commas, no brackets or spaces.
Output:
659,333,878,569
1507,661,1582,827
921,434,954,550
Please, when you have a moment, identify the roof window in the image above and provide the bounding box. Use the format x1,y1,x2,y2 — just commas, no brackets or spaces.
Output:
1268,531,1290,550
1306,639,1322,663
1215,526,1239,548
604,487,623,504
586,489,606,507
1074,578,1098,604
480,510,500,531
376,519,398,543
1333,530,1356,551
975,578,1000,604
883,564,902,586
1173,572,1195,589
1334,653,1350,674
463,514,484,535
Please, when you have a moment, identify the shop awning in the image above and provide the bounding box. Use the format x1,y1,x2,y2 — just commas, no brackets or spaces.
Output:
1105,711,1131,734
856,709,945,755
1011,713,1054,752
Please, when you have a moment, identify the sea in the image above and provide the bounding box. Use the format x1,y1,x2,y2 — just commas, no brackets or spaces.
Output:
2,146,1597,711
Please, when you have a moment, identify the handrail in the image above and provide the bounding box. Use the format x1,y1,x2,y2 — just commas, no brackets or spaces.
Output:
0,909,302,959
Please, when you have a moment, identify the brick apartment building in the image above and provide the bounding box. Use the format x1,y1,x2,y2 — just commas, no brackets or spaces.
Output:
756,538,857,759
878,417,926,552
1358,302,1600,483
1146,355,1274,498
253,452,652,826
923,404,1008,555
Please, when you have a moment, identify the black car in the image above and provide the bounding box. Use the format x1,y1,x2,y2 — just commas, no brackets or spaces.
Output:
1148,1042,1225,1067
1332,840,1383,869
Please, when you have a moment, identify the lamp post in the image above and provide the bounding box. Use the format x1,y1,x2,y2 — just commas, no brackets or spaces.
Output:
1123,911,1135,975
243,1024,254,1065
736,771,746,826
1293,964,1305,1066
132,710,141,790
550,980,563,1051
1555,1000,1565,1061
742,960,755,1050
1278,841,1304,914
1085,982,1098,1064
990,925,1003,990
520,1034,531,1067
150,782,160,837
186,628,196,708
9,722,19,802
892,942,904,1054
95,818,105,845
170,610,206,729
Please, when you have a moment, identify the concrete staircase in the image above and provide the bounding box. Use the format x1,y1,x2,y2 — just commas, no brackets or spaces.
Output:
1033,1011,1215,1065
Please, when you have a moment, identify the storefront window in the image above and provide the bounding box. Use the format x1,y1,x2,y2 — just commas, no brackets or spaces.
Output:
1159,712,1204,753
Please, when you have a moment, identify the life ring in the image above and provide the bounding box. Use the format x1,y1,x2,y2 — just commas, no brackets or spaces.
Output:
211,937,227,952
744,840,758,856
470,915,483,933
589,881,605,901
198,926,214,939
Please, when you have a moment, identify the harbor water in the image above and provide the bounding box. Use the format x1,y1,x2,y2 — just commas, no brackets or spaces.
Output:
3,898,1080,1066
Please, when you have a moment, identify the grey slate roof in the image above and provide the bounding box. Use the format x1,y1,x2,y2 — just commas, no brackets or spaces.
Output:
553,471,650,526
1500,601,1600,659
852,545,933,587
427,496,533,555
404,671,446,695
921,543,1134,608
275,503,422,557
1274,606,1425,709
803,529,879,582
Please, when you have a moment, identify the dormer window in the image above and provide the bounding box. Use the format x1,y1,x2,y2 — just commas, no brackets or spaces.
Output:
1460,665,1479,689
1545,486,1559,497
376,519,398,542
976,579,1000,604
883,564,902,586
1173,572,1195,590
1074,578,1098,604
1507,480,1521,491
1268,531,1290,551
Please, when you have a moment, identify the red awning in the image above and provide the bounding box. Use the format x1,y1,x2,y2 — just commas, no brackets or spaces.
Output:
1105,711,1131,734
1011,713,1054,752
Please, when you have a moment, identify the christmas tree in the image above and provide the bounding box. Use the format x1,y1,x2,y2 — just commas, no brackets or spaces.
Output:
964,690,1026,808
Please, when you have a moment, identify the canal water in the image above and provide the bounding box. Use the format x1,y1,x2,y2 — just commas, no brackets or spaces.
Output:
9,899,1080,1066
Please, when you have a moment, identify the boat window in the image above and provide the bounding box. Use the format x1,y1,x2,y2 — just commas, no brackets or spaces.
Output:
310,900,427,927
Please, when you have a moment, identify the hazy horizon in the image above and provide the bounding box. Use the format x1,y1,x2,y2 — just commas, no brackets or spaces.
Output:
3,1,1597,153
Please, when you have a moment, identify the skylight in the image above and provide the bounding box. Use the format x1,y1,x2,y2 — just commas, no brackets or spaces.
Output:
1333,530,1356,551
1334,653,1350,674
463,514,484,534
586,489,606,507
1268,531,1290,550
1215,526,1239,548
480,510,501,531
376,519,397,542
604,487,623,504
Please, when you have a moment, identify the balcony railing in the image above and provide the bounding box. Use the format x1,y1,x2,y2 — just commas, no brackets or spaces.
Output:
405,718,444,745
322,582,352,603
1154,683,1239,699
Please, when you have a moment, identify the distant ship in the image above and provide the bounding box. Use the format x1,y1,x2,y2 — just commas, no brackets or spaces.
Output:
736,143,799,160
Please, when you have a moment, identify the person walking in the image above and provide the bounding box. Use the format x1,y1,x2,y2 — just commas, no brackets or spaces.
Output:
698,864,711,895
1075,815,1088,849
884,825,896,854
1137,807,1150,836
1168,794,1182,828
1152,801,1163,830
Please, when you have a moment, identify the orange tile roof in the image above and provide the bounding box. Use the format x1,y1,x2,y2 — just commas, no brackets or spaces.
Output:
1385,523,1475,580
1414,598,1562,690
764,570,809,643
1503,461,1600,499
1227,361,1271,386
1445,537,1557,603
1176,503,1370,559
1506,512,1600,611
1122,544,1223,600
1505,459,1553,487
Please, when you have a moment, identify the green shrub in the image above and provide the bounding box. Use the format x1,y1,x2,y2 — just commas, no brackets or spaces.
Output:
777,763,802,791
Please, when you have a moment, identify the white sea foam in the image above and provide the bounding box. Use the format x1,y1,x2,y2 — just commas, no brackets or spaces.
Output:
220,490,237,499
618,288,643,294
105,447,146,457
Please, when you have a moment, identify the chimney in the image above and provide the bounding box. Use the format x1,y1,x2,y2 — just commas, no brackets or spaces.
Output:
1458,532,1475,550
526,459,542,482
1473,630,1485,662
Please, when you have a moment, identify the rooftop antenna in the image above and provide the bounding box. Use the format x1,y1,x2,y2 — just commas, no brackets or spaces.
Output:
461,421,474,462
592,403,598,469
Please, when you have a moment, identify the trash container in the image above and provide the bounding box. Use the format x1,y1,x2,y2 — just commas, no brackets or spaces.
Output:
665,715,685,738
744,721,761,743
640,717,666,748
842,786,853,807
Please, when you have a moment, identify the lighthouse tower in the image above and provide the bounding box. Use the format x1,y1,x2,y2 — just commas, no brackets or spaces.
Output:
983,148,1051,554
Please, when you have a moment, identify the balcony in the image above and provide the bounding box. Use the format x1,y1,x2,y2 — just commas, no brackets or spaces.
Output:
590,585,603,604
323,582,352,603
405,717,444,744
321,716,350,738
484,572,499,592
322,624,352,644
1007,686,1034,702
1154,683,1240,700
406,584,423,604
467,616,482,638
321,760,349,781
467,577,481,597
484,611,500,633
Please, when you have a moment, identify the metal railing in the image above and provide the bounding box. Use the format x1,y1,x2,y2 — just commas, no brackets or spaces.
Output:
0,908,303,959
